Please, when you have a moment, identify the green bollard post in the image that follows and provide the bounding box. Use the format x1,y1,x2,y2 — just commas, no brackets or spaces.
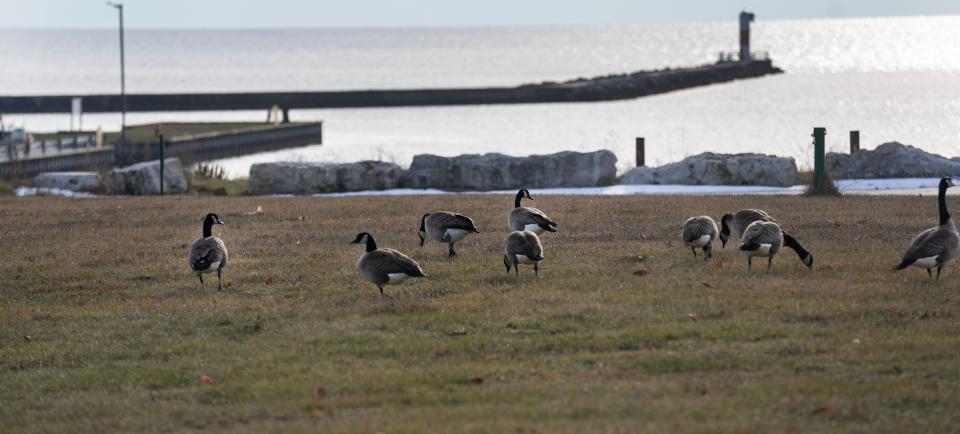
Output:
812,127,826,191
159,134,165,196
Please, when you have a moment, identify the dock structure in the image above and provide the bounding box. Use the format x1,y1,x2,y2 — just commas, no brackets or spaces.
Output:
0,122,323,180
0,60,781,116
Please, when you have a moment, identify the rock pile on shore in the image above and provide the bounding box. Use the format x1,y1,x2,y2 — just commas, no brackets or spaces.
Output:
248,161,405,195
105,158,188,195
827,142,960,179
619,152,798,187
247,150,617,195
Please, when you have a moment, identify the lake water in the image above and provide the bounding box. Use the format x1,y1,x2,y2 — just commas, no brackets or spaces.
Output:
2,15,959,177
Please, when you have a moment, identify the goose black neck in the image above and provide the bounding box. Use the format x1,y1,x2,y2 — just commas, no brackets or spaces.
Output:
202,219,214,238
514,190,524,208
365,234,377,252
419,214,428,232
782,234,809,260
939,182,951,226
720,215,731,237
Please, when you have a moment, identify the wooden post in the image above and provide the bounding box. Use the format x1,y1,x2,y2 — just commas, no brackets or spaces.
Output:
849,130,860,154
635,137,645,167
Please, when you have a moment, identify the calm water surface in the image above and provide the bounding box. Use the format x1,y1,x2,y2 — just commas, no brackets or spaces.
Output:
2,16,959,177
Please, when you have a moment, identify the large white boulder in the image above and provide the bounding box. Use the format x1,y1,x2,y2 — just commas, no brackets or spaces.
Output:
827,142,960,179
33,172,102,192
620,152,798,187
403,150,617,190
248,161,404,195
105,158,188,195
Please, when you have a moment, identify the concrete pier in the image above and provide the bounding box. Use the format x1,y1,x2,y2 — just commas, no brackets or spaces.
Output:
0,60,781,115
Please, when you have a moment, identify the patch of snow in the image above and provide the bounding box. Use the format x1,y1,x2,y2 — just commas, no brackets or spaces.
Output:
15,187,94,197
311,178,955,197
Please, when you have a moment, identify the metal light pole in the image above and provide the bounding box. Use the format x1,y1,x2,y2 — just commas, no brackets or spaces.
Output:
107,2,126,149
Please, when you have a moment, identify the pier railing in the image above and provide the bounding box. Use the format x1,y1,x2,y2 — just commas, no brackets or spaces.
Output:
717,51,770,63
0,121,323,180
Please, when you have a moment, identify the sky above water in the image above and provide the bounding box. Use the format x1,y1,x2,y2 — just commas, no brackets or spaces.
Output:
5,0,960,28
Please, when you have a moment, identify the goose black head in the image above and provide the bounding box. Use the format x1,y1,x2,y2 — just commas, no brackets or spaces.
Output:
719,214,733,247
350,232,378,251
205,213,225,226
940,177,955,189
201,213,224,237
418,214,429,247
514,189,533,207
350,232,371,244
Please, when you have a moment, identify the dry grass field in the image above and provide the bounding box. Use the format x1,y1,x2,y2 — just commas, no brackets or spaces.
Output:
2,194,960,433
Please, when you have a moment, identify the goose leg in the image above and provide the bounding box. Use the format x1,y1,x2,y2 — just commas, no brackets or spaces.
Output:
217,269,223,291
534,263,539,278
377,284,385,296
514,260,520,277
936,266,943,281
448,242,457,258
198,274,206,291
767,257,773,271
503,255,512,274
691,247,698,260
747,257,752,272
927,268,933,279
703,245,712,261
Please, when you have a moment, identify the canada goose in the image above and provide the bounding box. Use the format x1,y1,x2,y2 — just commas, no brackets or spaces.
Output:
350,232,426,295
189,213,227,291
739,220,813,271
418,211,480,257
719,209,779,247
895,177,960,280
503,230,544,277
682,215,718,261
508,189,558,235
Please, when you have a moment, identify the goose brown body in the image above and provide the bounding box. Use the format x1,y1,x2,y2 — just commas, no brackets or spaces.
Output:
682,215,718,261
503,230,544,277
352,232,425,295
896,177,960,280
419,211,480,257
508,189,558,235
189,213,227,291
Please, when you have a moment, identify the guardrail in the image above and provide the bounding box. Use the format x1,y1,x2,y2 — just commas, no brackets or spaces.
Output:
717,51,771,63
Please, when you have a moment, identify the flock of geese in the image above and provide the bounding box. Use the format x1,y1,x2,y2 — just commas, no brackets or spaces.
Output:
187,178,960,294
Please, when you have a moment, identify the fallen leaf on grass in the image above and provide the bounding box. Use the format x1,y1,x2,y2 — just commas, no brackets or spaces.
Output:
23,335,32,342
469,377,484,385
199,375,214,385
636,255,647,262
309,409,326,418
633,269,648,277
702,282,714,288
811,404,832,415
687,313,700,322
316,386,326,399
223,282,233,289
711,260,723,269
435,350,453,359
265,276,274,285
815,348,827,354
